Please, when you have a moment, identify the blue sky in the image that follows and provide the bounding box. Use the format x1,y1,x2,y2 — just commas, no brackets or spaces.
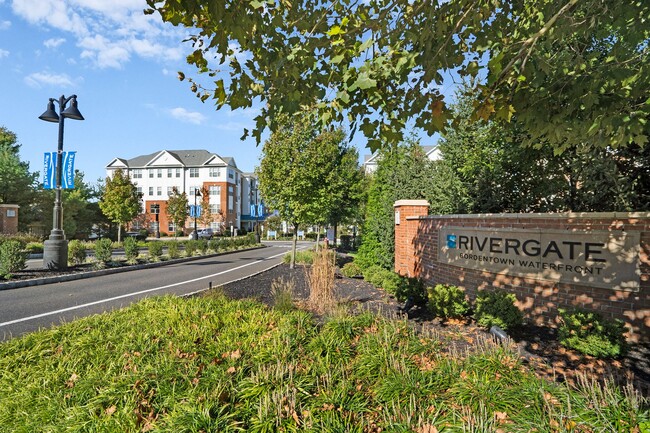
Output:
0,0,443,186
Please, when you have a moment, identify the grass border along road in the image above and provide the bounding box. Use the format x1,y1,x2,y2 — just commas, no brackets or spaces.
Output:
0,294,647,431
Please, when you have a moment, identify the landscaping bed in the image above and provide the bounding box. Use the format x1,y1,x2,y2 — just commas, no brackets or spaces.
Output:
219,263,650,396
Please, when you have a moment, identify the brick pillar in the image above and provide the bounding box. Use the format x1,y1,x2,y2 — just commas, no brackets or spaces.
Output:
0,205,19,235
394,200,429,277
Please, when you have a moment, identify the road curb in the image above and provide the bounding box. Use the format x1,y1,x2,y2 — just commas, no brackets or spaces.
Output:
1,246,266,291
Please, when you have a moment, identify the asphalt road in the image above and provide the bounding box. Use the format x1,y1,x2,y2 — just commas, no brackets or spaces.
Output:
1,241,308,341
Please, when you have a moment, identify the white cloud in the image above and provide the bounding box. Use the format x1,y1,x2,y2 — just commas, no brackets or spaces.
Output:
0,20,11,30
24,71,76,88
169,107,206,125
0,49,9,58
44,38,66,48
11,0,188,69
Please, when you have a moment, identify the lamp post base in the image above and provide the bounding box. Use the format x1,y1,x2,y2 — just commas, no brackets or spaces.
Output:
43,239,68,270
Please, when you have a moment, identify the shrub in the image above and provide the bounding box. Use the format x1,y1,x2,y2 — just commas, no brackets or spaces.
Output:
380,272,403,296
427,284,470,319
362,265,386,285
123,237,139,263
67,240,87,266
185,240,197,257
558,309,627,358
197,239,209,255
283,250,316,265
0,240,27,278
339,235,353,251
94,238,113,264
395,276,428,306
208,239,220,253
365,266,392,288
25,242,44,254
474,290,523,331
148,241,163,261
167,242,180,259
340,262,363,278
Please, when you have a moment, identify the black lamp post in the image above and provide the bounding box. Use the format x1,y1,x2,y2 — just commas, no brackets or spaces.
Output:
39,95,84,270
193,188,201,239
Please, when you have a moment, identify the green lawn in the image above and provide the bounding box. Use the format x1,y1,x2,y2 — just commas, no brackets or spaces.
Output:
0,294,647,432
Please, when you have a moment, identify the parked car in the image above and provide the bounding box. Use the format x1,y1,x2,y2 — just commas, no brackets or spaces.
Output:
197,228,214,240
125,231,147,241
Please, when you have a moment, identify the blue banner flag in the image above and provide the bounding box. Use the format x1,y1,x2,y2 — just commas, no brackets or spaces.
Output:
43,152,55,189
196,205,202,217
43,151,76,189
258,203,264,217
62,151,76,189
189,205,195,218
250,204,256,217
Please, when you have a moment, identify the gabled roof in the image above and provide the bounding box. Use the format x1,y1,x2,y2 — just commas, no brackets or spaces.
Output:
107,149,238,169
106,158,129,168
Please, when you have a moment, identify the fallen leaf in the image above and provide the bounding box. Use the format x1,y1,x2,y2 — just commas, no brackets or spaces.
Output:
416,424,438,433
105,405,117,416
227,366,237,374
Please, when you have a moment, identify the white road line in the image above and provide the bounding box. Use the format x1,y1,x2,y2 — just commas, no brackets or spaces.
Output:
0,249,290,328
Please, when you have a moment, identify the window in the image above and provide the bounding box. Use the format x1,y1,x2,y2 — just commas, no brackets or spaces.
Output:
210,222,220,231
136,187,143,195
228,169,234,179
168,222,176,232
167,186,175,196
209,204,221,213
157,186,162,196
209,185,221,196
149,170,154,178
189,186,200,196
189,168,199,178
149,204,160,214
209,167,221,177
148,186,154,196
167,168,172,178
176,168,181,178
157,168,162,178
228,196,233,212
132,169,143,179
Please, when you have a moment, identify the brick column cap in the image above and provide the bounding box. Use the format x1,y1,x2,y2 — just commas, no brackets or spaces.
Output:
394,200,429,208
0,204,20,208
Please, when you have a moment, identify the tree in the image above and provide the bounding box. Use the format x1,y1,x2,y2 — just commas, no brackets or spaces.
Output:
166,188,189,237
0,127,39,231
257,113,358,268
356,139,435,269
145,0,649,153
436,88,650,213
99,169,142,242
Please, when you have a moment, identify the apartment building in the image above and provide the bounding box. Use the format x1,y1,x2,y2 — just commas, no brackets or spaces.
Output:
106,149,242,235
363,144,441,174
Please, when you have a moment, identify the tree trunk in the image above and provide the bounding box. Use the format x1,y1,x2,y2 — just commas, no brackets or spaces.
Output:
290,222,298,269
118,225,122,243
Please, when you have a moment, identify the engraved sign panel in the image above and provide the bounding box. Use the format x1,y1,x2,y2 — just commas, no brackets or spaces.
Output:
438,227,640,290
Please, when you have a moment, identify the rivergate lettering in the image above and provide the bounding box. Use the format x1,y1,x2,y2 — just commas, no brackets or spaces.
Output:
439,227,640,290
455,236,606,262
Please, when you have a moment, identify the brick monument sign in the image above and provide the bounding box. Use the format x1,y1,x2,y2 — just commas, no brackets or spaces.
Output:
394,200,649,343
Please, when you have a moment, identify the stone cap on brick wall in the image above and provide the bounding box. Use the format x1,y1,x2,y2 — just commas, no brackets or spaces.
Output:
394,200,429,208
420,211,650,219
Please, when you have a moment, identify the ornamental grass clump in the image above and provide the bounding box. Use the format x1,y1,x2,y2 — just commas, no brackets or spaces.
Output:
558,309,627,358
271,277,295,312
307,249,337,313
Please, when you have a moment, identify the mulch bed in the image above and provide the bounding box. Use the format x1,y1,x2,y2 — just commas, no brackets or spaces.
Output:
220,263,650,396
